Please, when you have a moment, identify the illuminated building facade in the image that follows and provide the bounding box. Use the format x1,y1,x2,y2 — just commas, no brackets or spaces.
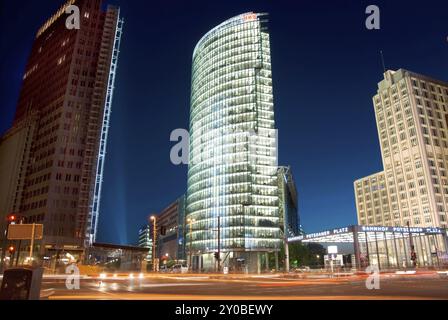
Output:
0,0,123,265
355,70,448,230
157,195,186,263
186,13,280,273
288,225,448,269
354,171,390,225
138,225,152,261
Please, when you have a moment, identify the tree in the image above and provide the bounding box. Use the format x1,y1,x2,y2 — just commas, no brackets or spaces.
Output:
282,242,326,269
269,242,326,271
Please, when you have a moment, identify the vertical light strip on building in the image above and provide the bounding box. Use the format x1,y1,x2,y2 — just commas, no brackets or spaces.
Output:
88,8,124,244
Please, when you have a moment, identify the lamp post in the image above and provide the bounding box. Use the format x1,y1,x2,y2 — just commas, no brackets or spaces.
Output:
187,218,195,271
150,215,157,272
217,215,221,273
211,215,222,273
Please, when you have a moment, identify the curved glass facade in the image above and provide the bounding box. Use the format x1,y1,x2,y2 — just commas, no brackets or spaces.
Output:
187,12,281,265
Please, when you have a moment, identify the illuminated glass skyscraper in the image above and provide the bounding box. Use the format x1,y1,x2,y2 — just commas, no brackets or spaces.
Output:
186,13,280,272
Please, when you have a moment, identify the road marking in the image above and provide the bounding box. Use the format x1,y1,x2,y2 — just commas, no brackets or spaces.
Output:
48,293,446,300
158,276,210,280
139,283,210,288
88,286,121,298
256,280,351,287
43,275,90,279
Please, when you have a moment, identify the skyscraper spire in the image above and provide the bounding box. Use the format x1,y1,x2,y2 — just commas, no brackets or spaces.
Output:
380,50,386,73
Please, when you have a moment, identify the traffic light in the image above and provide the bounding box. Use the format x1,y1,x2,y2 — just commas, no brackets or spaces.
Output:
214,252,220,261
8,246,15,255
7,214,17,224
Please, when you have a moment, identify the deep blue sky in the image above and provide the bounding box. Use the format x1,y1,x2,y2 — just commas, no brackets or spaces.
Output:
1,0,447,246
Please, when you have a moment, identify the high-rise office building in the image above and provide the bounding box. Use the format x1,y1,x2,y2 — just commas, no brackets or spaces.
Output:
355,69,448,229
157,195,186,262
138,225,152,261
0,0,123,264
186,13,280,273
354,171,389,226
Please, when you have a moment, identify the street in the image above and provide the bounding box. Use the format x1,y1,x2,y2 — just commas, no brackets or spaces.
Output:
35,272,448,300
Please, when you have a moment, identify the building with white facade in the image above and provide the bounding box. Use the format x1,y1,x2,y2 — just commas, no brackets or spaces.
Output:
355,69,448,230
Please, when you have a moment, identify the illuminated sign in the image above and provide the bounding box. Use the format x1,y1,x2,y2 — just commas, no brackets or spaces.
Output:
333,227,349,234
306,230,330,238
288,226,354,242
243,13,257,22
361,226,389,232
391,226,422,233
288,225,446,243
360,225,443,234
288,235,304,242
327,246,338,254
424,227,443,234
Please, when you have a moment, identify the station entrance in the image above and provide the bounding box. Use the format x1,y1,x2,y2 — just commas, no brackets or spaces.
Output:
288,225,448,270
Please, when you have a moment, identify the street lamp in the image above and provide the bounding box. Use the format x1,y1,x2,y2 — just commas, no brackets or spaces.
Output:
187,218,195,271
217,215,221,272
150,215,157,272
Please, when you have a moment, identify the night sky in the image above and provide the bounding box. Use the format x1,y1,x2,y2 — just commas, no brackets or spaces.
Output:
0,0,447,246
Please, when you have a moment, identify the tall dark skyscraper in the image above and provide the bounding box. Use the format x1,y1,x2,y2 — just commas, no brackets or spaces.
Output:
0,0,123,264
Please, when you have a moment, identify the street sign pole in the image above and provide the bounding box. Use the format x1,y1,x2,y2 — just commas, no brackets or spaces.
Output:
330,259,334,277
29,223,36,264
189,222,193,271
284,238,290,273
15,240,21,267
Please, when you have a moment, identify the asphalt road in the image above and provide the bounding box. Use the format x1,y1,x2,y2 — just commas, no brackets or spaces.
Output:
39,272,448,300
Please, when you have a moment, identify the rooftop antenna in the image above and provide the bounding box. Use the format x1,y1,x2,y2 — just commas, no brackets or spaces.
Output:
380,50,386,73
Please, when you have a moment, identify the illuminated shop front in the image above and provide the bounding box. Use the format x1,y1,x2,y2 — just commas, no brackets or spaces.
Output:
288,225,448,269
186,12,280,273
